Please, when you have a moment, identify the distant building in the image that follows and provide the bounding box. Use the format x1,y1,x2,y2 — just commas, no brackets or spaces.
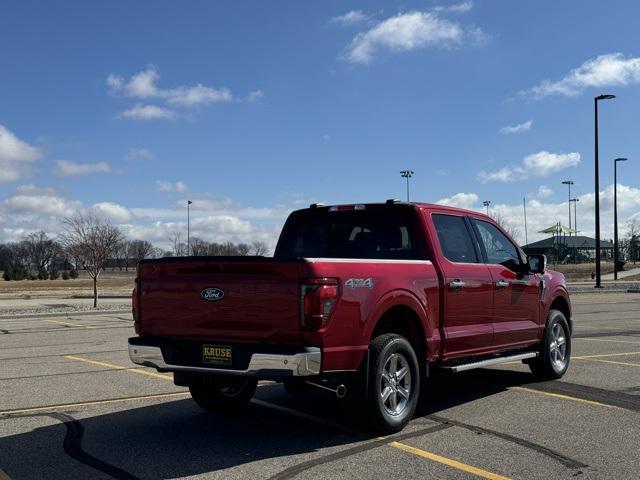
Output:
522,235,614,261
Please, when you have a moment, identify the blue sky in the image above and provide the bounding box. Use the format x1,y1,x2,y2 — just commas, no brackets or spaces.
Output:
1,0,640,250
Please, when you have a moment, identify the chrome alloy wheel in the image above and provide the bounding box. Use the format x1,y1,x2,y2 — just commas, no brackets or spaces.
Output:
549,323,568,371
380,353,412,416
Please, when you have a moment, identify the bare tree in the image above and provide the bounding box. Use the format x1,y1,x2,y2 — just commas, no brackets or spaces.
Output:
251,241,269,256
491,213,522,244
170,231,187,256
4,241,30,270
112,240,129,271
189,237,208,256
623,218,640,264
23,231,60,272
60,213,123,307
128,239,154,266
236,243,251,256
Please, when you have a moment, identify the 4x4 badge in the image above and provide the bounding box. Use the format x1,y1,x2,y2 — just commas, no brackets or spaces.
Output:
345,278,373,289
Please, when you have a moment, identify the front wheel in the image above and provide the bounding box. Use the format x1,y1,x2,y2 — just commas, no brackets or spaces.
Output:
529,309,571,380
189,376,257,414
366,334,420,433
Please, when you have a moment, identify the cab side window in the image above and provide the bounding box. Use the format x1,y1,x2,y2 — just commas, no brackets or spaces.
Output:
432,214,479,263
473,220,520,269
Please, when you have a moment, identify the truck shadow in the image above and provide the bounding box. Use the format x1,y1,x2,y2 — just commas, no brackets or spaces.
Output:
0,369,543,479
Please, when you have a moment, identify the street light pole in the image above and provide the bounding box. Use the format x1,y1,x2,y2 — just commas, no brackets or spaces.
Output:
187,200,193,256
523,197,528,246
570,198,579,264
483,200,491,215
400,170,414,202
561,180,574,236
594,94,615,288
614,157,628,280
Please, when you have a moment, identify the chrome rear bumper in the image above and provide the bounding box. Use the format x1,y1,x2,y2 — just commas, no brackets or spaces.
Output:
128,342,321,377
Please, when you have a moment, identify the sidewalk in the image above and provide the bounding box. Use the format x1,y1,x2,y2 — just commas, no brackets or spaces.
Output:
601,266,640,281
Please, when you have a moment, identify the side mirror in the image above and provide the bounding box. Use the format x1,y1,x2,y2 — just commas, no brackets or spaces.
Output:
528,254,546,274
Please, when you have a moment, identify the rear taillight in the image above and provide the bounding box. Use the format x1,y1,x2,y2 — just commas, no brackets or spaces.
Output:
300,278,339,330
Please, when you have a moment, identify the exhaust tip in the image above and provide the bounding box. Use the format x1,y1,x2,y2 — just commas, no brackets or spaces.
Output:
335,384,347,399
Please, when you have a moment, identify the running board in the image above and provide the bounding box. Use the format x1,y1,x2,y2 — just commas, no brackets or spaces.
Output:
440,352,539,373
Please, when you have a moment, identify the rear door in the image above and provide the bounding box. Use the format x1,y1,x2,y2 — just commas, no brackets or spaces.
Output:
470,218,541,349
431,213,494,358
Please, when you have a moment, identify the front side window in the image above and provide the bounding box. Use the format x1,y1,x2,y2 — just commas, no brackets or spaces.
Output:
432,214,478,263
474,219,520,269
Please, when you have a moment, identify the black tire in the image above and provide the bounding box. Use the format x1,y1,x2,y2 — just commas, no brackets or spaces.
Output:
529,309,571,380
366,334,420,433
283,378,310,395
189,376,257,414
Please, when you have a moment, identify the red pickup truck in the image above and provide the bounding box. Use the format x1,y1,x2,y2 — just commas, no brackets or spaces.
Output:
129,201,571,432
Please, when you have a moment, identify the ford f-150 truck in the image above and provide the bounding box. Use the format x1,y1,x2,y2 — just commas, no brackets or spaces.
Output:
129,201,571,432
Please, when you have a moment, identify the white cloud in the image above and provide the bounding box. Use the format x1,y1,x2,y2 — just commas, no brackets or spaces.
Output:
478,167,516,183
167,84,233,107
535,185,553,199
500,120,532,134
155,180,188,193
125,148,155,161
523,151,580,176
0,187,288,251
91,202,134,223
55,160,113,176
0,124,42,183
434,2,474,13
120,104,175,120
331,10,369,26
243,89,265,102
478,151,580,183
343,11,486,64
0,192,82,218
431,184,640,245
521,53,640,99
323,134,332,142
108,66,233,108
436,192,479,209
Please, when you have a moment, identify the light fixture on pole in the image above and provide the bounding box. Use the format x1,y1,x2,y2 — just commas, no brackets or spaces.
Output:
482,200,491,215
614,157,628,280
594,94,616,288
187,200,193,256
561,180,574,237
400,170,414,202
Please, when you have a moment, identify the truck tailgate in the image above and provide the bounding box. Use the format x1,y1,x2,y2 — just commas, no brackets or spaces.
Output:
137,258,303,342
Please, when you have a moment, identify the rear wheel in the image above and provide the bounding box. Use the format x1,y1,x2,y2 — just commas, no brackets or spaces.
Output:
189,376,257,413
366,334,420,433
529,309,571,379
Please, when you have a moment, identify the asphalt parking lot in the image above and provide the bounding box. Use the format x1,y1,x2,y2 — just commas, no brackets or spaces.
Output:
1,293,639,480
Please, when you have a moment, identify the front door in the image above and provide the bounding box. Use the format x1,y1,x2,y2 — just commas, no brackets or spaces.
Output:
471,218,542,349
431,213,494,358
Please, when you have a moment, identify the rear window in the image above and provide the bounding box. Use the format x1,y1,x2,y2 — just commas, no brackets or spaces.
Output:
275,207,422,260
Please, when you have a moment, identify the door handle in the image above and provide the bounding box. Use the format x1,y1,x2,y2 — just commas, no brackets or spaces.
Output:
495,279,509,289
448,280,465,290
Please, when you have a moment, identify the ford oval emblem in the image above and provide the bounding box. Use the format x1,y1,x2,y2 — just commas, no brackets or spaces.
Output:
201,287,224,301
